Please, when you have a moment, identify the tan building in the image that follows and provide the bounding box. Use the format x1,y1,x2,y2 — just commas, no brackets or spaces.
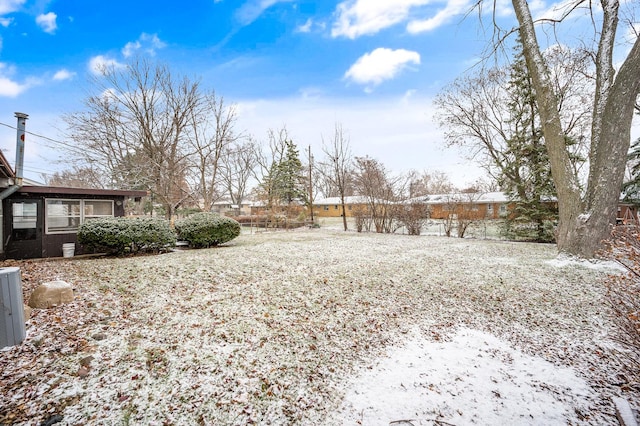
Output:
312,196,370,218
421,192,512,220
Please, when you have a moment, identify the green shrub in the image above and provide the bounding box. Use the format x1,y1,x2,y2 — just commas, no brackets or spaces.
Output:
127,217,176,252
78,217,176,255
500,218,556,243
175,213,241,248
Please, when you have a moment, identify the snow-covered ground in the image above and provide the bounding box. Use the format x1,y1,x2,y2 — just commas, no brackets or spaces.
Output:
332,327,598,425
1,227,637,425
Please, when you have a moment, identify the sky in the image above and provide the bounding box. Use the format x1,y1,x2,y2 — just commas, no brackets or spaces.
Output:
0,0,638,188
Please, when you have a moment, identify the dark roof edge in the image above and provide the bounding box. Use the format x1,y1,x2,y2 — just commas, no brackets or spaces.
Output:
18,185,147,197
0,150,15,179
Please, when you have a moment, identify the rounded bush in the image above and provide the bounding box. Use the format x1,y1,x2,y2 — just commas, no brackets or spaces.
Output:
127,217,177,252
78,217,176,255
175,213,241,248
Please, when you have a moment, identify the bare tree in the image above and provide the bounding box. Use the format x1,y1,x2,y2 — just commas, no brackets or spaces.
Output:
351,203,375,233
506,0,640,257
314,161,336,199
456,192,484,238
188,93,239,211
393,201,430,235
219,138,258,206
352,156,399,233
44,166,105,189
438,192,484,238
64,60,203,219
434,45,590,188
255,127,294,213
321,123,353,231
439,196,456,238
406,170,455,196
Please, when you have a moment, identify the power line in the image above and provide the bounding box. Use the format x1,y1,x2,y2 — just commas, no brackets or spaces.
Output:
0,120,97,159
0,121,72,148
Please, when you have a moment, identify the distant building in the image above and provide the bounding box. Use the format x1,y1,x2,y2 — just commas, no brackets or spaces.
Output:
312,196,370,218
415,192,513,220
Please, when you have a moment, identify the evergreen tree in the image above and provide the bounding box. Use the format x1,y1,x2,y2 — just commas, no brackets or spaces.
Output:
501,37,558,242
262,139,306,207
622,113,640,206
278,140,305,204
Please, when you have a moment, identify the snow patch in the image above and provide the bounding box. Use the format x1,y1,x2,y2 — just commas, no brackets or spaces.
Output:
332,327,595,426
613,397,639,426
546,253,625,272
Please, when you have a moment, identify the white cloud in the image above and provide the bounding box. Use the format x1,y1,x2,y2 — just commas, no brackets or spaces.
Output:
295,18,325,33
344,47,421,87
0,75,27,96
36,12,57,34
0,62,30,96
490,0,515,17
122,33,166,58
296,18,313,33
0,17,13,26
88,55,125,75
53,69,75,81
407,0,471,33
122,41,141,58
0,0,25,15
332,0,428,39
235,0,294,26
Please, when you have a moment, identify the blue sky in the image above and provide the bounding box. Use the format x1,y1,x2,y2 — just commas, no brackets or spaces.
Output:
0,0,638,187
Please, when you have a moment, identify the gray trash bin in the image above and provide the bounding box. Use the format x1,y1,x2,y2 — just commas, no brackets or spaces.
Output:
0,267,26,348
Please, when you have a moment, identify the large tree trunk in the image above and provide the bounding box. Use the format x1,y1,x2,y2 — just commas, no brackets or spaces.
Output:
512,0,640,258
568,35,640,256
512,0,583,252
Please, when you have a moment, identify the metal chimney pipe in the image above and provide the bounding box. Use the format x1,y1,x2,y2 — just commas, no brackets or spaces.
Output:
14,112,28,184
0,112,28,201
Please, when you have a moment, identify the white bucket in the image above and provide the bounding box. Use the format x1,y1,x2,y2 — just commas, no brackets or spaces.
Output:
62,243,75,258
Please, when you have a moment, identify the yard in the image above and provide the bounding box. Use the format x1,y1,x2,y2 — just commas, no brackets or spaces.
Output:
0,226,636,425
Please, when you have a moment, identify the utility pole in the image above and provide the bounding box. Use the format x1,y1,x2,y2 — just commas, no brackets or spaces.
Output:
308,145,314,224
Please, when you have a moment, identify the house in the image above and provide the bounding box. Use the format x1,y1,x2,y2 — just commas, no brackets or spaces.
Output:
312,196,370,218
419,192,513,220
2,185,147,259
0,153,145,260
211,199,254,216
313,193,513,220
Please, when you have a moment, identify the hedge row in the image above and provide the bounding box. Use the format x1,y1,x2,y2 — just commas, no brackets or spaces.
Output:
78,214,240,255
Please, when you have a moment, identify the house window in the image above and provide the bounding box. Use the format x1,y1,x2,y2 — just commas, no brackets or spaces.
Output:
12,202,38,240
46,199,114,234
323,206,329,211
487,204,494,214
499,204,508,215
46,200,81,233
84,200,115,220
334,205,338,210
